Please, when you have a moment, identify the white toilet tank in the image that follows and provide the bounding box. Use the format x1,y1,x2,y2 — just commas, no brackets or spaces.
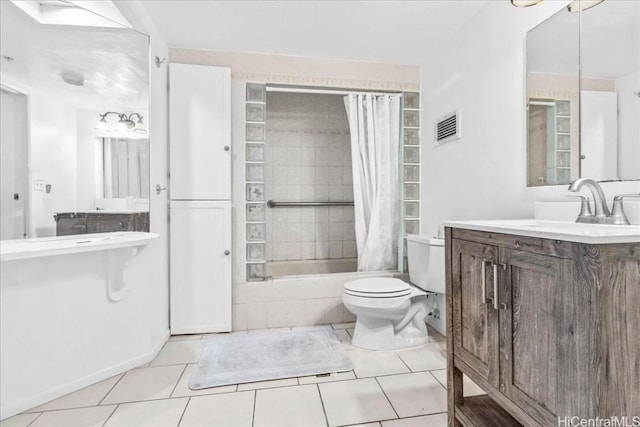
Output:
406,235,445,293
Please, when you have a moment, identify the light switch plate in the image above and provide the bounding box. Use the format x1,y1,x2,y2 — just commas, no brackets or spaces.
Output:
33,179,44,191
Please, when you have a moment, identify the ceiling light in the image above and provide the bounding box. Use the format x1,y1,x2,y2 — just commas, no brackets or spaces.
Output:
510,0,543,7
567,0,604,12
61,70,84,86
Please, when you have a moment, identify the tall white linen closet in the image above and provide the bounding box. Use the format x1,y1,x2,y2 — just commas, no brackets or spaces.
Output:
168,63,232,334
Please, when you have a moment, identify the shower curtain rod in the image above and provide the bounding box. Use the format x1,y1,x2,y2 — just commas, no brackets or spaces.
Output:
266,86,402,97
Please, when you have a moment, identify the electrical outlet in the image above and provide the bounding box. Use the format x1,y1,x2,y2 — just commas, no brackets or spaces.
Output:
33,179,45,191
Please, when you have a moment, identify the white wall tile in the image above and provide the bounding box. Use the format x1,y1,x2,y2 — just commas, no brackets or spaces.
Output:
315,241,329,259
266,301,289,328
300,242,316,259
233,304,248,331
232,284,247,304
343,241,357,258
286,223,302,242
246,302,268,330
315,167,329,184
272,243,287,261
329,241,343,259
286,242,301,260
328,167,343,185
329,222,343,241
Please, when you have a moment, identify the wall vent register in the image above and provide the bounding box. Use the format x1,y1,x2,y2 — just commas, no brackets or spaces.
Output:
435,110,460,145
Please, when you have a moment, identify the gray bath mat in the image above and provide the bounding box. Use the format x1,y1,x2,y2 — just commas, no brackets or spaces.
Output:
189,329,353,389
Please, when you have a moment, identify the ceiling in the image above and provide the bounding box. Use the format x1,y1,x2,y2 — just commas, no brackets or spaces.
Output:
0,1,148,111
141,0,494,65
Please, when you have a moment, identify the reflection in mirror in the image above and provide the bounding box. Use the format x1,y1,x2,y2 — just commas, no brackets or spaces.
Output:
527,0,640,187
0,1,149,239
581,0,639,181
526,6,579,187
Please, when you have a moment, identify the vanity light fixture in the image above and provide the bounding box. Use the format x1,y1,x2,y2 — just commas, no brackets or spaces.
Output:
567,0,604,12
511,0,605,11
510,0,543,7
95,112,147,135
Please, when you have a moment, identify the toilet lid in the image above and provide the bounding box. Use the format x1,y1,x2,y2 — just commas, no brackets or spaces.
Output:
344,278,411,296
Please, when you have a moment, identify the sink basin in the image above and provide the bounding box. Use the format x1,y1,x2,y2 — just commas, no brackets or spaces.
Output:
442,219,640,244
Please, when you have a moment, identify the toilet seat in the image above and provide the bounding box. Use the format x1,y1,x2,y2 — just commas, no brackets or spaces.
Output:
344,278,410,296
344,289,411,298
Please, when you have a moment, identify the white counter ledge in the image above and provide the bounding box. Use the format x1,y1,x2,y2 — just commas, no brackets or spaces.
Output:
0,232,159,261
443,219,640,244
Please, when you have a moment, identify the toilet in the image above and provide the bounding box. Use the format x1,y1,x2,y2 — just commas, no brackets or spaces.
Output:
342,235,445,350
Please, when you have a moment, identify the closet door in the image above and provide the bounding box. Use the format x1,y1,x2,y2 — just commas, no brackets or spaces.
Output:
169,200,232,334
169,64,231,200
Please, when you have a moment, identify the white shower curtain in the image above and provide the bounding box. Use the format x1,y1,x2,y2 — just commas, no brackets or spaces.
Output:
344,93,401,271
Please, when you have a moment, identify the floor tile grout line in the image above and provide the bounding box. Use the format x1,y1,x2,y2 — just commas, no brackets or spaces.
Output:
374,376,400,420
428,370,447,391
315,383,330,427
176,396,191,427
99,403,119,426
251,390,257,427
169,364,189,398
97,373,126,406
25,411,43,427
394,350,414,373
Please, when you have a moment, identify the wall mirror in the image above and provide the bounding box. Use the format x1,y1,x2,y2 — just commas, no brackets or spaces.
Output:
526,0,640,187
0,1,150,239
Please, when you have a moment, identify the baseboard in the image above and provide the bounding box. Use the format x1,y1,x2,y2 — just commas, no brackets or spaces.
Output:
0,330,170,421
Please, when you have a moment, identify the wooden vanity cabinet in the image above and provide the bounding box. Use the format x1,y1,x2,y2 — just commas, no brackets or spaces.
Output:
446,227,640,427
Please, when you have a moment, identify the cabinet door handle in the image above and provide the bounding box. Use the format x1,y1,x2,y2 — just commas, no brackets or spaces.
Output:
224,250,230,256
481,260,492,305
493,263,507,310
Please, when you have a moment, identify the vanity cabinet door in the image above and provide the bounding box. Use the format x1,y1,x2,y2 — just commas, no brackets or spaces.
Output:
499,249,570,425
451,239,500,388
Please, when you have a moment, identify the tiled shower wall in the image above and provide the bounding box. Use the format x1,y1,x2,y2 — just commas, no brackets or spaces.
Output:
264,93,356,262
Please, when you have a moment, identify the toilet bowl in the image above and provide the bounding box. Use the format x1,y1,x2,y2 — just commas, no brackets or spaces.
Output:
342,236,445,351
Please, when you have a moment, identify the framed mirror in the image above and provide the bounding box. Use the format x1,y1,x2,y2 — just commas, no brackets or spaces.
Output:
526,0,640,187
580,0,639,182
0,1,150,239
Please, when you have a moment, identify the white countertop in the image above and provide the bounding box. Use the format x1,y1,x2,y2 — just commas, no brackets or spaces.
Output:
443,219,640,244
1,232,159,261
55,210,149,214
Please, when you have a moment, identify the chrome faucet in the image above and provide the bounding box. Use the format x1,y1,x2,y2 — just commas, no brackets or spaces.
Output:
568,178,610,218
567,178,639,225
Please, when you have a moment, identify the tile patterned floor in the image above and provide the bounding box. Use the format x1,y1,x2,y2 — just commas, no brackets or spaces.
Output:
3,325,483,427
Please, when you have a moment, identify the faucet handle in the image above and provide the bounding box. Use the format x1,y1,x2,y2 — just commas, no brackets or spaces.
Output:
610,193,640,225
566,194,593,222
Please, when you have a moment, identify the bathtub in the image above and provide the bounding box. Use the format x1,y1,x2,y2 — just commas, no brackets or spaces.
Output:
234,261,407,330
266,258,357,277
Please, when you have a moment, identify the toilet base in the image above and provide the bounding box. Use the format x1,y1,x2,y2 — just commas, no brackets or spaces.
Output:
351,315,428,351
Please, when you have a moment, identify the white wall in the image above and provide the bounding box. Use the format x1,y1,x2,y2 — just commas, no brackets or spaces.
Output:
29,91,78,237
114,0,171,347
616,69,640,180
420,0,640,238
76,109,102,211
0,90,28,240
